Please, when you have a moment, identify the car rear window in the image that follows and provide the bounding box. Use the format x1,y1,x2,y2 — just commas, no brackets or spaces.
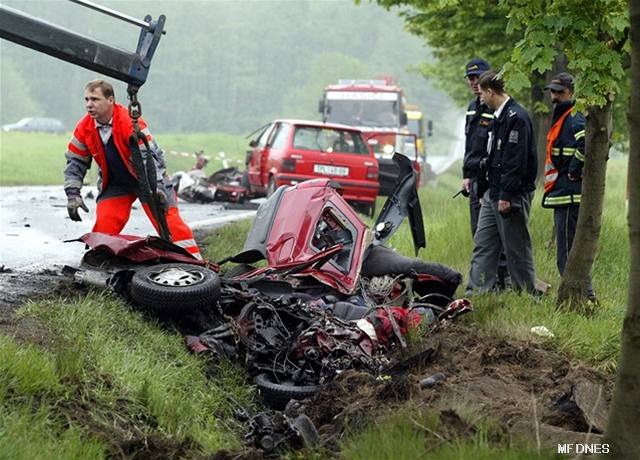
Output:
293,126,369,155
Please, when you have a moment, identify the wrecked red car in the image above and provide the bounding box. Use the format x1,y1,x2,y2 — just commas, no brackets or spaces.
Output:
66,153,466,412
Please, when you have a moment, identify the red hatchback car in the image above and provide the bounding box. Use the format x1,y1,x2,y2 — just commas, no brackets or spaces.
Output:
245,119,379,216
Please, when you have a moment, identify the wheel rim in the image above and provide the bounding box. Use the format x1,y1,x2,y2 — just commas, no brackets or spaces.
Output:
147,267,204,287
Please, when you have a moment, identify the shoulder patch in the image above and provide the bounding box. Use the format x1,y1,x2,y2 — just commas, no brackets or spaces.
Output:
508,129,519,143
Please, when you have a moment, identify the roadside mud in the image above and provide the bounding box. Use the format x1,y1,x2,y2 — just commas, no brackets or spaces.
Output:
308,324,612,451
0,265,79,343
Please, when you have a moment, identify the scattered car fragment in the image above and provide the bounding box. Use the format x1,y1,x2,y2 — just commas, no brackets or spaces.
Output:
171,166,252,204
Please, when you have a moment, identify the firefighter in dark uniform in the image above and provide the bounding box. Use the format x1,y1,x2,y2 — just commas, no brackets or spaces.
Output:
542,72,594,298
467,70,538,293
462,58,494,234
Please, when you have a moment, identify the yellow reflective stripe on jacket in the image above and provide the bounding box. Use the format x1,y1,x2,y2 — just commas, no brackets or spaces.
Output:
574,130,585,140
575,150,585,162
466,110,476,116
551,147,577,156
481,113,494,119
544,194,581,206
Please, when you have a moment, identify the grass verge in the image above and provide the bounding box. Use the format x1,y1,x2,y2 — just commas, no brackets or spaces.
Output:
1,291,254,458
0,131,246,185
340,409,560,460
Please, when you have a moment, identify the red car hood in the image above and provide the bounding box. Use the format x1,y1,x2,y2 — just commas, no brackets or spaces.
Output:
76,232,207,266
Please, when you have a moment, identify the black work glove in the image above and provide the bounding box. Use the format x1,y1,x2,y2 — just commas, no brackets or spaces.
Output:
67,196,89,221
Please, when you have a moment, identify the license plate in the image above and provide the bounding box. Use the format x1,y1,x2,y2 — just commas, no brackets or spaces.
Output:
313,164,349,176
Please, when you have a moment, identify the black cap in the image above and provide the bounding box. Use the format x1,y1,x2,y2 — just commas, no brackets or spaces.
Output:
465,58,490,77
545,72,574,91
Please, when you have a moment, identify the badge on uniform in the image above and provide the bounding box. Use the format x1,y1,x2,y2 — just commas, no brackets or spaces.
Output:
480,119,490,126
508,130,519,143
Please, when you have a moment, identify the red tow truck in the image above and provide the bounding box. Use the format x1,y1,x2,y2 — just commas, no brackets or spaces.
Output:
318,78,420,195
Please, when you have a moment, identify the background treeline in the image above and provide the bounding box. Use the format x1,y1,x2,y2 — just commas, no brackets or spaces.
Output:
0,0,458,148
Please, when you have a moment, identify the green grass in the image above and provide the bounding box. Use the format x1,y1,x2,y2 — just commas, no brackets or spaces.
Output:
0,131,247,185
340,410,560,460
0,291,255,458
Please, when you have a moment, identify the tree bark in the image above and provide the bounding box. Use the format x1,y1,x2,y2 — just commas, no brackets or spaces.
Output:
604,0,640,456
557,101,612,305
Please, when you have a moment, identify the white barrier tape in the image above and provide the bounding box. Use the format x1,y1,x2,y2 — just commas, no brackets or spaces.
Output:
167,150,212,160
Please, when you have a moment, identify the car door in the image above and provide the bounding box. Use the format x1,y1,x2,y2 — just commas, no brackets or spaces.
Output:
247,123,276,191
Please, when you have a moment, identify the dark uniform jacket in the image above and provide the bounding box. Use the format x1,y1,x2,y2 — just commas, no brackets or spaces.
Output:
542,100,585,208
486,98,537,201
463,97,494,179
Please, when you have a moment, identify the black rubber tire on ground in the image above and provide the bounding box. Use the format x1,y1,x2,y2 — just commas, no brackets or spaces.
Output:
130,263,221,314
222,263,255,279
266,176,277,197
254,373,321,410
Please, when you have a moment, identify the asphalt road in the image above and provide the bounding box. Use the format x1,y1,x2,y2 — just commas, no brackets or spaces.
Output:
0,185,256,270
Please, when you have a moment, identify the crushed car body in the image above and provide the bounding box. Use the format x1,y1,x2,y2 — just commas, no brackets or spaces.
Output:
66,153,468,417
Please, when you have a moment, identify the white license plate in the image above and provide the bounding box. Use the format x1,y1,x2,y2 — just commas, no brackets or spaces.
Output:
313,164,349,176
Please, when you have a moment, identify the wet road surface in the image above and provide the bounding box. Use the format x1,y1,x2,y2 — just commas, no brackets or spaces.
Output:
0,186,256,270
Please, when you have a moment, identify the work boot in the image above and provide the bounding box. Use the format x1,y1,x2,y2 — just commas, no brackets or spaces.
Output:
495,266,511,291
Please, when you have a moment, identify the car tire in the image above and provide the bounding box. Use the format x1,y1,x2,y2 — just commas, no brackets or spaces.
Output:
254,373,321,410
130,263,221,313
266,177,277,197
223,263,255,279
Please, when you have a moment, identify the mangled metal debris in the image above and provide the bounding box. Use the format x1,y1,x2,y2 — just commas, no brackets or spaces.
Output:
171,166,250,204
66,153,471,453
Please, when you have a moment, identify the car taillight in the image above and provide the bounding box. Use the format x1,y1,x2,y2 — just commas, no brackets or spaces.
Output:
366,165,378,180
282,158,296,172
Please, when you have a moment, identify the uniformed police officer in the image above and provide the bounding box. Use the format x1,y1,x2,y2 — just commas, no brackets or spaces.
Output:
542,72,594,298
467,70,537,293
462,58,493,235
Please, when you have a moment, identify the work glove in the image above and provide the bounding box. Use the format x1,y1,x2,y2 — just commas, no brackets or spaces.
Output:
67,196,89,222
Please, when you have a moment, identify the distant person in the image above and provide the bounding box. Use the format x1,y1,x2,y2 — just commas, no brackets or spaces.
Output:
467,70,537,293
542,72,594,299
63,79,202,259
192,150,209,171
462,58,509,289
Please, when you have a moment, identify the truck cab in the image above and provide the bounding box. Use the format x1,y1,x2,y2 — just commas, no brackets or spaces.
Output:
318,78,413,195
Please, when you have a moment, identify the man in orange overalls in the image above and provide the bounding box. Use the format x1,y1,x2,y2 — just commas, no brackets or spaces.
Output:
63,79,202,259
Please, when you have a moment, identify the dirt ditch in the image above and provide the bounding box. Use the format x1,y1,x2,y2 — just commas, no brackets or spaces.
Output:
308,324,612,452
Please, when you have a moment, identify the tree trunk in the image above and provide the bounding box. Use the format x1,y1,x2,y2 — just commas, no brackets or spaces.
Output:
557,101,612,305
604,0,640,456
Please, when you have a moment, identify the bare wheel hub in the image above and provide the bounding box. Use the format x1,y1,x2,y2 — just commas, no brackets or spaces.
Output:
147,267,204,287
